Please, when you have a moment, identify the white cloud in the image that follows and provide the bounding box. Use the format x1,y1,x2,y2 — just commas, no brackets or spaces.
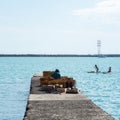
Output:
72,0,120,25
73,0,120,15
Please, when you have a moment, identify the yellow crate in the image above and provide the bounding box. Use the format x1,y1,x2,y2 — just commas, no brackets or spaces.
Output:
43,71,53,77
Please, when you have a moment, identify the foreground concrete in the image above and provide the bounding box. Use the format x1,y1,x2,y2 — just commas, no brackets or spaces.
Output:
23,76,115,120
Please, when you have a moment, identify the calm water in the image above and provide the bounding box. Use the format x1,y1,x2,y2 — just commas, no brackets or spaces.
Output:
0,57,120,120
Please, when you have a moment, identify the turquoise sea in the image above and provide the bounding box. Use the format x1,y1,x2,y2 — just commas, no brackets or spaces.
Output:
0,57,120,120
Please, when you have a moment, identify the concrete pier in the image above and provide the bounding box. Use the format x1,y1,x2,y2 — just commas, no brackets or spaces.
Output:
23,76,115,120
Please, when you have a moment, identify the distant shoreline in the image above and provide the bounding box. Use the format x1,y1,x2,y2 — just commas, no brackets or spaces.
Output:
0,54,120,57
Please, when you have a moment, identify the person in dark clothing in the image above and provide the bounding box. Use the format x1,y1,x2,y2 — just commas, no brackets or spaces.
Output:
108,67,111,73
51,69,61,79
95,64,99,73
103,66,112,74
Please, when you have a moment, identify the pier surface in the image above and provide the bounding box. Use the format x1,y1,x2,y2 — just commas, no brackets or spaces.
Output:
24,76,115,120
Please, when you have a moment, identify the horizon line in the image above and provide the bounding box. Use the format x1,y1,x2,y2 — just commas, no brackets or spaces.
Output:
0,54,120,57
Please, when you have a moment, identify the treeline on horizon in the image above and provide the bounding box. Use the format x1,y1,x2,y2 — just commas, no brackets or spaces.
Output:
0,54,120,57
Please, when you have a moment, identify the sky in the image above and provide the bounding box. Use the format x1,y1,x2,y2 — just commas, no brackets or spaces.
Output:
0,0,120,54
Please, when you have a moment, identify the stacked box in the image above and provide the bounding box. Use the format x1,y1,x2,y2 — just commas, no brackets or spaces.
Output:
40,77,76,88
43,71,53,77
40,77,49,85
